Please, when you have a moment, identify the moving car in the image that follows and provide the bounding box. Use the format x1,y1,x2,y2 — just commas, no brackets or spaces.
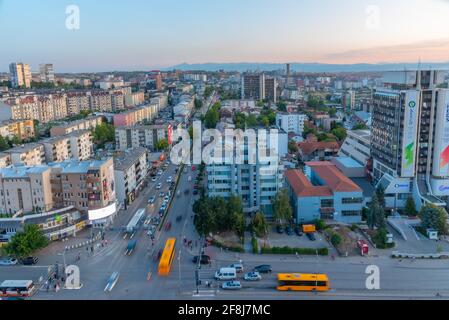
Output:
214,267,237,281
244,272,262,281
156,183,162,190
166,176,173,183
20,257,38,266
229,263,244,273
148,196,156,204
157,170,163,176
151,177,157,182
192,255,211,265
0,258,18,266
254,265,272,274
221,281,242,290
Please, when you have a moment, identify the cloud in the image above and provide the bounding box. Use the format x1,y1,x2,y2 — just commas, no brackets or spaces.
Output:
322,38,449,64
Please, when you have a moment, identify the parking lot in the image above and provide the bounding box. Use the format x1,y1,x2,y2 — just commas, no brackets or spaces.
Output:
261,227,330,250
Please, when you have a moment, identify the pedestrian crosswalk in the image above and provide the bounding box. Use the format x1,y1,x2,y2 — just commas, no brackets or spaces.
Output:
192,289,216,297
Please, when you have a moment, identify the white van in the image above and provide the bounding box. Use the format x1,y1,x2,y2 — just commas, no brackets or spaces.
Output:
214,267,237,281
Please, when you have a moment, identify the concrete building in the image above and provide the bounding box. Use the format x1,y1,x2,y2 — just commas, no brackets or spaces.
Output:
338,129,371,167
242,73,265,101
114,147,149,206
9,63,31,88
39,64,55,83
125,91,145,107
7,143,46,166
297,141,340,162
285,162,363,224
67,130,93,161
147,71,163,91
50,116,103,137
372,70,449,210
0,153,11,168
41,136,71,163
206,129,284,216
276,113,307,135
115,124,172,151
66,92,91,116
265,77,278,103
0,120,35,141
113,103,159,127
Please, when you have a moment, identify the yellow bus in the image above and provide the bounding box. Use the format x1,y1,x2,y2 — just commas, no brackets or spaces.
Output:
158,238,176,276
277,273,330,292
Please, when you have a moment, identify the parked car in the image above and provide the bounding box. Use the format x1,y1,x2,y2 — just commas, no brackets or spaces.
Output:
192,255,211,265
166,176,173,183
164,195,170,201
148,196,156,204
156,183,162,190
244,272,262,281
294,226,303,237
276,225,284,234
0,257,18,266
222,281,242,290
21,257,38,265
229,263,244,273
306,232,316,241
285,226,293,236
254,265,272,274
159,192,165,198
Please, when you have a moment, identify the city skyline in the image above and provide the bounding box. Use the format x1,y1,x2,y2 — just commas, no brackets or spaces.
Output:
1,0,449,72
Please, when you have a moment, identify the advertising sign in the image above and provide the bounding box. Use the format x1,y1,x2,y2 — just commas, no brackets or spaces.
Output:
430,178,449,196
401,91,419,177
432,90,449,177
88,202,117,221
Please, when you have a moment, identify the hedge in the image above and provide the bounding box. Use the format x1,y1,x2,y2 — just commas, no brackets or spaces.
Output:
211,239,244,253
260,246,328,256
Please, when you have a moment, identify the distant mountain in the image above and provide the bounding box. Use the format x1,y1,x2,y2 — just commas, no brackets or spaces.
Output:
164,62,449,73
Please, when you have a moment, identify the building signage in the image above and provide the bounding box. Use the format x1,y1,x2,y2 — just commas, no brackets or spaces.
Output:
88,202,117,221
430,177,449,196
433,90,449,177
401,91,419,178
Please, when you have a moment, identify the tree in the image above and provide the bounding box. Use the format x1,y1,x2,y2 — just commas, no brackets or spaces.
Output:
288,141,298,154
419,204,448,235
272,189,293,226
156,139,169,151
204,86,214,98
367,194,385,230
194,98,203,110
331,233,342,247
93,123,115,148
353,123,368,130
0,136,10,151
252,212,269,238
5,225,49,258
277,100,287,112
404,197,418,217
204,102,221,129
375,185,386,209
331,127,347,141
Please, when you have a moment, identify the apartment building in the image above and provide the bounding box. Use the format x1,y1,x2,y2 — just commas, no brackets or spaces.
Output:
285,162,363,224
371,70,449,210
276,113,307,135
115,124,172,151
113,103,159,127
206,130,284,216
90,91,113,112
41,136,71,163
67,130,93,161
114,147,149,206
0,153,11,168
50,115,103,137
66,92,90,116
0,120,35,141
9,63,31,88
39,64,55,83
125,91,145,107
0,166,54,215
7,143,46,166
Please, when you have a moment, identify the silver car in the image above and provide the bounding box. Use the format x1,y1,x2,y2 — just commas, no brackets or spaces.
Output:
244,272,262,281
222,281,242,290
0,258,18,266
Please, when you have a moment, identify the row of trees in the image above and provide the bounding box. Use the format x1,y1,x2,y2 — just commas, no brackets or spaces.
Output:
0,135,23,152
93,123,115,148
234,108,277,130
204,102,221,129
193,195,245,237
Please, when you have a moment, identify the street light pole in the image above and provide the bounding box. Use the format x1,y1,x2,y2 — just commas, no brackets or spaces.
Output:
178,249,182,294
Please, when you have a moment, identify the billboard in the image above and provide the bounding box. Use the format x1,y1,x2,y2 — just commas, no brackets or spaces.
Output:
88,202,117,221
401,91,419,178
432,90,449,177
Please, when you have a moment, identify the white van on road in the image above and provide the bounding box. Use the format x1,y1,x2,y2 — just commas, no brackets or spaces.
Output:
214,267,237,281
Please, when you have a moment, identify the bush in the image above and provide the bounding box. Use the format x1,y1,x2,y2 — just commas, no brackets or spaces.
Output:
331,234,342,247
251,237,259,254
211,239,244,253
260,246,328,256
315,219,327,231
350,224,359,231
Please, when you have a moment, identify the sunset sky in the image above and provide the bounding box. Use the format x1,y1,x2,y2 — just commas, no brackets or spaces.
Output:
1,0,449,72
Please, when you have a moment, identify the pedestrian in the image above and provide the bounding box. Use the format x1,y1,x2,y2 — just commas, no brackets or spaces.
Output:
105,239,108,246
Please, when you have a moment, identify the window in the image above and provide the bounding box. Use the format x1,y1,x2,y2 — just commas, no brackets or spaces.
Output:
341,210,361,217
321,199,334,208
342,197,363,204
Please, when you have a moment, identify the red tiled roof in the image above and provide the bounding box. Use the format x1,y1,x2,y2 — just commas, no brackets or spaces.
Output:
306,161,362,193
298,141,340,155
285,169,333,197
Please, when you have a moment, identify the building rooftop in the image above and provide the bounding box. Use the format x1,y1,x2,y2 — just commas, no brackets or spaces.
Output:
285,169,333,197
333,156,365,169
306,161,362,193
48,158,111,174
114,147,148,171
0,165,50,178
8,142,43,154
298,141,340,156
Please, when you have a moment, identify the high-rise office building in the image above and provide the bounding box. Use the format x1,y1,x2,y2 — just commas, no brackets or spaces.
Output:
147,70,163,91
241,73,277,102
9,62,32,88
371,70,449,210
39,64,55,83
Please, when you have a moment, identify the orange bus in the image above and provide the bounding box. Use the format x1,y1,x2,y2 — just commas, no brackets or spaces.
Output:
277,273,330,292
158,238,176,276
